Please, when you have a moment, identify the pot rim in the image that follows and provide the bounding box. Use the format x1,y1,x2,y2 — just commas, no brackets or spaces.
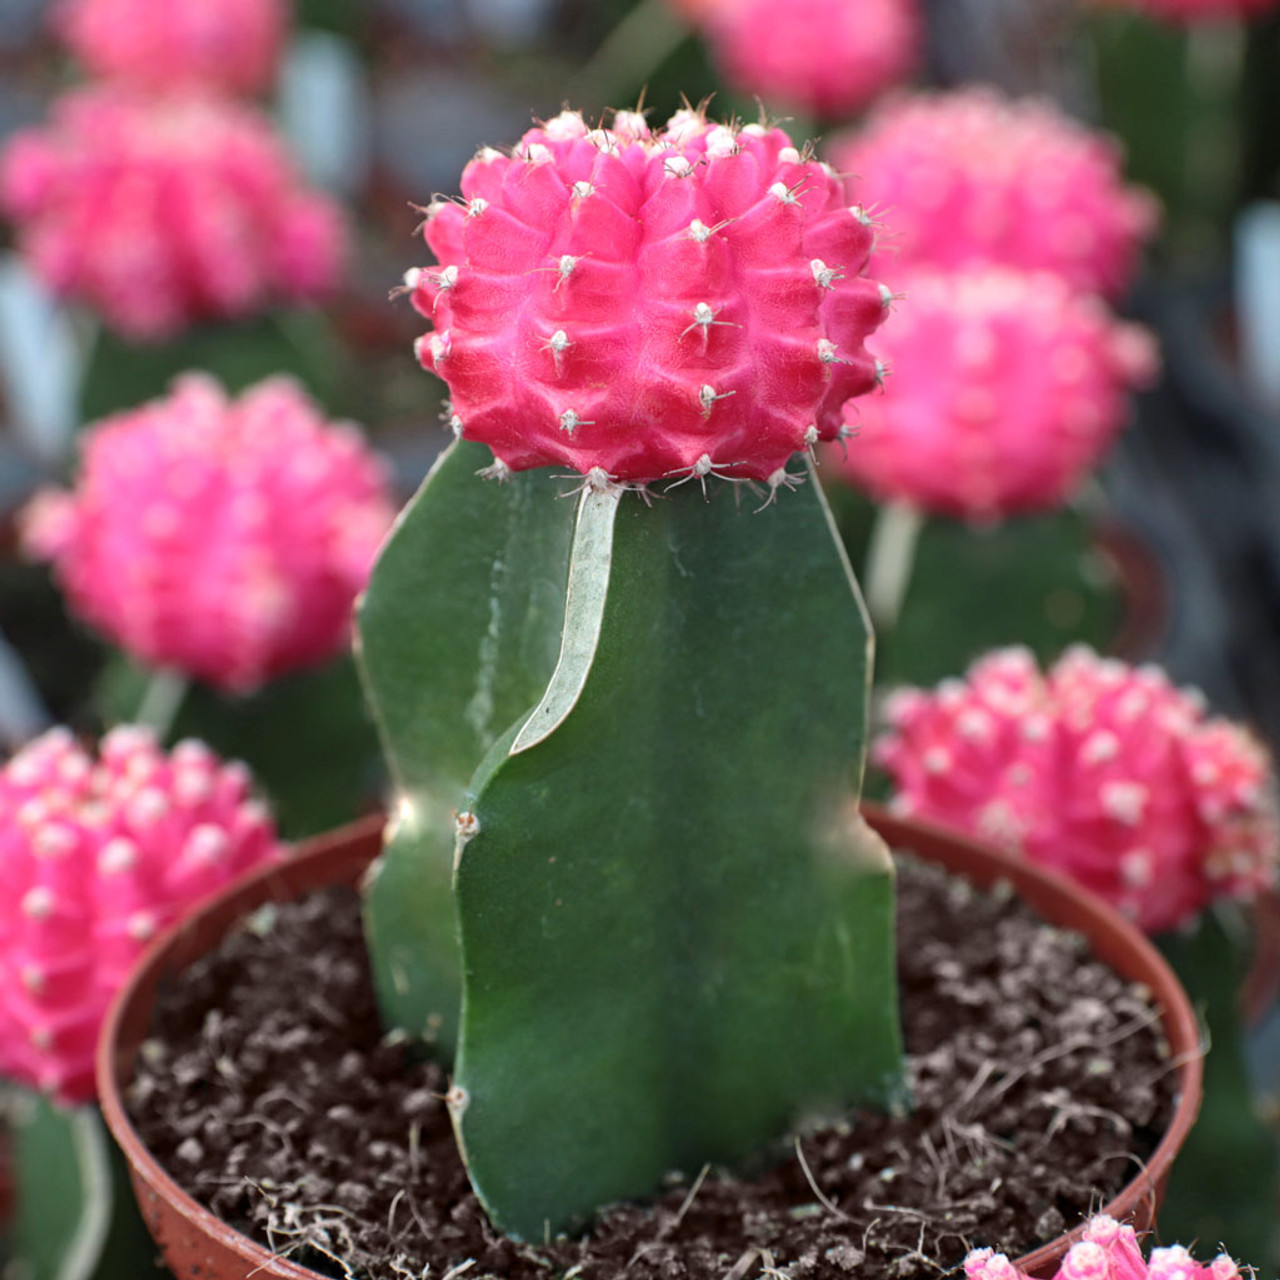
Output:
98,817,386,1280
96,807,1203,1280
865,807,1203,1274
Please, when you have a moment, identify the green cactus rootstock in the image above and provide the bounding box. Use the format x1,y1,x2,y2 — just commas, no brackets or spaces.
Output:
356,441,576,1058
356,439,906,1239
7,1089,165,1280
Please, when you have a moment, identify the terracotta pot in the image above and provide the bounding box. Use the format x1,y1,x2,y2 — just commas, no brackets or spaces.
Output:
97,808,1203,1280
867,810,1202,1275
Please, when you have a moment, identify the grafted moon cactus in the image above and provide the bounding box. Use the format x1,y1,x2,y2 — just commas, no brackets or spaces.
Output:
700,0,922,119
361,106,902,1241
876,646,1279,933
833,267,1157,521
0,726,283,1103
54,0,288,95
0,86,345,340
965,1215,1243,1280
407,107,888,490
828,88,1159,300
24,374,395,694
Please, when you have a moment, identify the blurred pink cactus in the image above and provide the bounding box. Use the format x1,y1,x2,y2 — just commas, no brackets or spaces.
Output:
834,267,1157,521
876,646,1279,934
54,0,288,95
0,86,346,340
408,107,889,488
829,88,1159,299
966,1216,1242,1280
23,375,396,694
0,725,283,1102
702,0,922,119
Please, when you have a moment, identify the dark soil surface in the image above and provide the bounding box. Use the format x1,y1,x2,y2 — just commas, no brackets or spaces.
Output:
128,857,1178,1280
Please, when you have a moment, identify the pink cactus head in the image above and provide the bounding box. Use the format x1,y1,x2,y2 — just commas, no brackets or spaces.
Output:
964,1220,1244,1280
1080,1215,1149,1280
407,106,891,490
703,0,922,120
876,647,1280,934
828,88,1159,299
1097,0,1280,21
966,1250,1024,1280
0,725,283,1102
23,375,396,694
0,85,346,341
54,0,288,95
833,267,1157,522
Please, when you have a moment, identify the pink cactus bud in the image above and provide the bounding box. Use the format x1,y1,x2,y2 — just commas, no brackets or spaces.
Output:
1097,0,1279,20
832,267,1157,522
699,0,921,119
964,1219,1246,1280
1082,1215,1150,1280
876,647,1279,934
827,88,1159,300
406,106,890,486
0,86,346,341
22,375,396,694
53,0,287,95
966,1251,1025,1280
1206,1257,1243,1280
1060,1243,1112,1280
0,726,284,1102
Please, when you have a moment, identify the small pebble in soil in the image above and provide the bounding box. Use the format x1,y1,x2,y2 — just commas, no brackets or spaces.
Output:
129,856,1177,1280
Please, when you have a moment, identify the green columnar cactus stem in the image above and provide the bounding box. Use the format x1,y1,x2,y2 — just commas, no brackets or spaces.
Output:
356,441,576,1057
359,440,905,1238
8,1090,163,1280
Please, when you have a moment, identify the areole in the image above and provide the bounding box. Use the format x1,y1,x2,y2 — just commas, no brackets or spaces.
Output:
96,809,1203,1280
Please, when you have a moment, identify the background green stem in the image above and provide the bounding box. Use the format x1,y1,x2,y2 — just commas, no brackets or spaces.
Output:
447,465,902,1238
570,0,691,110
863,500,924,636
132,668,189,741
5,1088,164,1280
1185,18,1246,231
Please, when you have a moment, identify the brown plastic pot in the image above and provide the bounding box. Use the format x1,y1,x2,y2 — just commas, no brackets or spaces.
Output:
97,808,1203,1280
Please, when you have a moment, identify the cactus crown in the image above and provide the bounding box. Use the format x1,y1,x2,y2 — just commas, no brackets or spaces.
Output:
829,86,1159,300
877,645,1280,933
834,266,1157,521
407,106,891,488
23,374,395,693
54,0,287,94
0,85,346,339
0,726,283,1103
706,0,923,119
